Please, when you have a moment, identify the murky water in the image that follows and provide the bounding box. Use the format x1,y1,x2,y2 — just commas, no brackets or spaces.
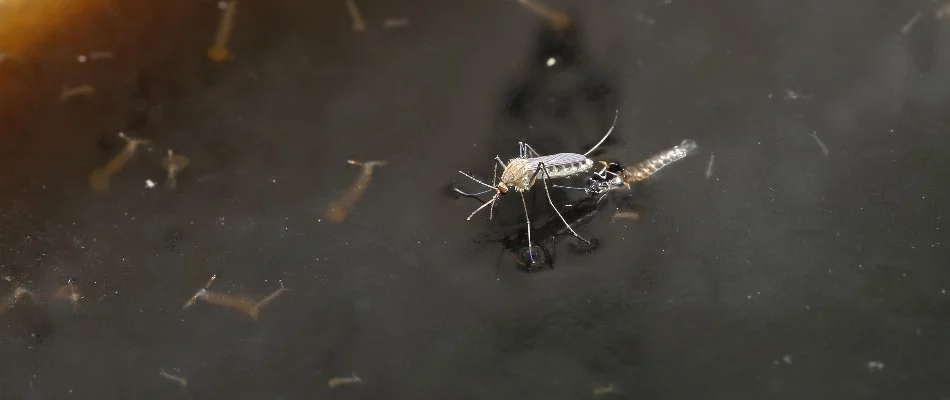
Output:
2,0,949,398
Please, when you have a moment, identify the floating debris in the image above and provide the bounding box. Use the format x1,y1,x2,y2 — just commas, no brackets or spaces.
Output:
209,0,238,61
867,361,885,371
345,0,366,32
327,160,387,223
328,372,362,389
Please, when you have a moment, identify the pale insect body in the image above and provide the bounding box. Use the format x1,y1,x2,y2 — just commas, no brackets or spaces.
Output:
501,153,594,191
455,110,619,263
585,139,699,196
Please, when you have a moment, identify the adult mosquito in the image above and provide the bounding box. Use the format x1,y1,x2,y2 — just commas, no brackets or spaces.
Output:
453,110,620,263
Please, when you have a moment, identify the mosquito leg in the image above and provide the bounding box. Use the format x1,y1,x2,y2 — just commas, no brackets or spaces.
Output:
495,156,507,169
552,184,587,191
540,164,591,244
453,187,494,197
489,161,499,220
522,143,542,158
518,191,535,264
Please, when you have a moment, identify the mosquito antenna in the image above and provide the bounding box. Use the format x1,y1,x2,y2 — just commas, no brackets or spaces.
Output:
467,193,499,220
458,170,494,189
583,109,620,157
453,187,494,197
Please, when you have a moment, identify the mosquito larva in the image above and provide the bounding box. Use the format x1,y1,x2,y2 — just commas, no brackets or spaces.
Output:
345,0,366,32
383,18,409,28
208,0,238,61
159,368,188,387
327,160,387,223
611,211,639,223
78,51,115,63
516,0,572,31
183,275,289,321
162,149,190,189
53,279,82,313
704,152,715,179
89,132,151,192
593,384,616,396
61,84,95,101
328,372,362,389
810,132,829,156
937,3,950,19
901,11,922,34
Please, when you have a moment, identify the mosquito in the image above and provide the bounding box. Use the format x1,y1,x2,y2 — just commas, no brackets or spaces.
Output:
454,110,619,263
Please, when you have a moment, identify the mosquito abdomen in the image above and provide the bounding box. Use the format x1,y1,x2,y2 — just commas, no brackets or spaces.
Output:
622,139,699,183
525,153,595,179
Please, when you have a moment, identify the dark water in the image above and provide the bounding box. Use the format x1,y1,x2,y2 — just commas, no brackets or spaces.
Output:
1,0,949,398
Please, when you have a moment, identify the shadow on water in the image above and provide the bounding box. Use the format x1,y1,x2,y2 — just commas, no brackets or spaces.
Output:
451,12,648,273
